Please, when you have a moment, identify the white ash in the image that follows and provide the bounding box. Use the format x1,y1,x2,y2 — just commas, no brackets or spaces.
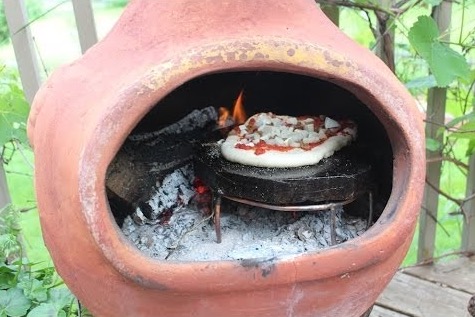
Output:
122,202,368,261
133,165,195,223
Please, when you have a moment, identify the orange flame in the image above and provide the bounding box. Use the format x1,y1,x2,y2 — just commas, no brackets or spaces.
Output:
217,90,247,128
232,90,247,125
218,107,230,127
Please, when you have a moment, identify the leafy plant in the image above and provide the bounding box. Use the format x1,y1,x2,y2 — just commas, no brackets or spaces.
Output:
408,15,470,87
0,67,30,161
405,1,475,261
0,68,92,316
0,205,90,317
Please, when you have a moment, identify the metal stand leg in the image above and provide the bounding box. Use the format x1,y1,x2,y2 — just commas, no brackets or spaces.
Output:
366,191,374,230
215,195,358,245
330,206,336,245
213,195,222,243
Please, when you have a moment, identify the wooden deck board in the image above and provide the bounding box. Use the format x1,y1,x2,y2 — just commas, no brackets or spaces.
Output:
376,272,471,316
402,256,475,294
372,256,474,317
370,305,410,316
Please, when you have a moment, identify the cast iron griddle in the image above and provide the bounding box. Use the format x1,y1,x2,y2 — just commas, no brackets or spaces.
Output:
194,143,373,205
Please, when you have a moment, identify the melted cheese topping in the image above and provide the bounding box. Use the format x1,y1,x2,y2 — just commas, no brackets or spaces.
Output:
220,112,357,168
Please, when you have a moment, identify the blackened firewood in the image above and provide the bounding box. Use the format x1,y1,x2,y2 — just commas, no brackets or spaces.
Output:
106,187,134,226
106,107,218,223
132,165,195,224
128,106,217,144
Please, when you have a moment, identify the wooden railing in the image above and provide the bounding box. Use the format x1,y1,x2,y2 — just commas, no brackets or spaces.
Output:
2,0,474,263
418,2,453,262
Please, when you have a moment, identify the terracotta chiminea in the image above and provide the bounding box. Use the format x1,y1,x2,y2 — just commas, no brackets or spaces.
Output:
28,0,425,316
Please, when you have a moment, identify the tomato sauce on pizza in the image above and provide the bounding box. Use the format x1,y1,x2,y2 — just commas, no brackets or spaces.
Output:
220,112,357,168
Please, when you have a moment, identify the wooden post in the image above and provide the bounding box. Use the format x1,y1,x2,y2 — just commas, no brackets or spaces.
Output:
417,1,452,262
3,0,41,104
2,0,36,210
374,0,395,72
72,0,98,54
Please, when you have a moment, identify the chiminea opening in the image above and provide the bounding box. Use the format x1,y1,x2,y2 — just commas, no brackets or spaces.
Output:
106,71,393,261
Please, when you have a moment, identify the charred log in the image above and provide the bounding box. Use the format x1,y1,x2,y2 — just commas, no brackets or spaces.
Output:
106,107,218,222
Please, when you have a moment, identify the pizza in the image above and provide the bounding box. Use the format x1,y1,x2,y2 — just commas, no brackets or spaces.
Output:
220,112,357,168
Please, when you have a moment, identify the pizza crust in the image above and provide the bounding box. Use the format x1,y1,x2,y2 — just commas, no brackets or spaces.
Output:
220,113,357,168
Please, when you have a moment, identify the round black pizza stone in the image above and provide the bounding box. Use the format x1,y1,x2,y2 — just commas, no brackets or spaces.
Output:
193,142,374,205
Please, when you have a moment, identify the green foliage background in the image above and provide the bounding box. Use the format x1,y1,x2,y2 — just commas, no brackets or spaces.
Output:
0,5,9,45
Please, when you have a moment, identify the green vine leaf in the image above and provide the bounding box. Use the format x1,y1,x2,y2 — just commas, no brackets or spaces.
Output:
0,264,17,289
46,288,74,311
467,140,475,157
445,111,475,129
0,287,32,317
448,121,475,140
0,233,20,261
405,75,437,90
426,137,442,151
35,267,56,288
0,68,30,147
408,15,470,87
26,303,66,317
460,68,475,85
18,278,48,302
